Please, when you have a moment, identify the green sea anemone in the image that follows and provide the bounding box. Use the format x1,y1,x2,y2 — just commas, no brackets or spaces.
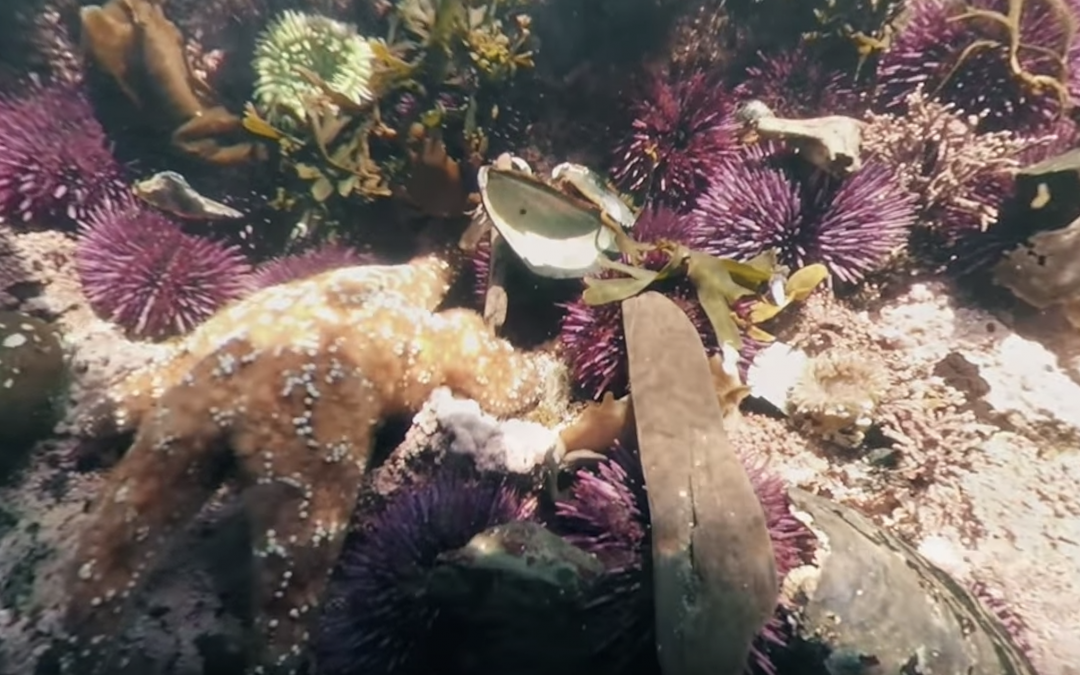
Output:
252,9,376,126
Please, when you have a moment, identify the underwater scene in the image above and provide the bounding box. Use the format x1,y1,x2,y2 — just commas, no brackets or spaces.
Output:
1,0,1079,673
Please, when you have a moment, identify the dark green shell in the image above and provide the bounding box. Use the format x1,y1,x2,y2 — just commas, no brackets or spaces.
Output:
0,312,67,480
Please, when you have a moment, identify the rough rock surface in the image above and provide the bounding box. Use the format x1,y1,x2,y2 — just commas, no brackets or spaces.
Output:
2,221,1079,675
736,280,1080,675
0,228,231,674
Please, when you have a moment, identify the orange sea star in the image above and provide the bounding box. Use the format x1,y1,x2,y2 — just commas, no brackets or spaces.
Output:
61,254,548,674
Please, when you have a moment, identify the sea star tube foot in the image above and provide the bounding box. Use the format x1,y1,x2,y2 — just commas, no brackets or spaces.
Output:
61,255,548,675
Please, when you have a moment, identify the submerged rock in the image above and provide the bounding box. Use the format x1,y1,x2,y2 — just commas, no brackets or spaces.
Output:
0,311,66,477
780,489,1037,675
428,520,604,674
993,214,1080,329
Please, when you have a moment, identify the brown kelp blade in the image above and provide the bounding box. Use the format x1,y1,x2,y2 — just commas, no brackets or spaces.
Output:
623,292,778,675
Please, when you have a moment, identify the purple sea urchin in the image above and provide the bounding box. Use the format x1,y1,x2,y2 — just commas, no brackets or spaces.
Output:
694,144,918,284
610,69,737,210
250,243,375,290
875,0,1080,133
732,46,863,117
315,472,537,675
76,200,251,339
552,443,653,675
554,442,815,675
0,79,127,227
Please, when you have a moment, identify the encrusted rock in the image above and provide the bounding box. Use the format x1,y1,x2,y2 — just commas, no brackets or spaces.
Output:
781,489,1037,675
371,387,561,496
0,311,66,476
877,282,1080,446
428,521,604,675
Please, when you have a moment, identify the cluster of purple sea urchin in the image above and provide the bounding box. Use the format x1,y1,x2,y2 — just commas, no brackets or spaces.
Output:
76,199,251,340
249,242,375,290
315,472,537,675
693,144,918,284
876,0,1080,133
610,69,737,211
0,79,128,227
554,442,815,675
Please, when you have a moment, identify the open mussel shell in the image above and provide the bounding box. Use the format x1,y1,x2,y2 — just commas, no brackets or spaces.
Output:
477,166,617,279
550,162,637,231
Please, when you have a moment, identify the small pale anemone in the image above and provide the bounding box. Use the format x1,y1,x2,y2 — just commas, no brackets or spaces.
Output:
558,206,762,400
315,471,538,675
75,198,251,340
610,69,738,210
875,0,1080,133
693,143,918,284
787,349,891,449
253,9,375,126
553,441,815,675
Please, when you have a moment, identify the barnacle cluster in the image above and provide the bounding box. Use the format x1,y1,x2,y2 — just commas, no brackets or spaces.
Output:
787,349,891,448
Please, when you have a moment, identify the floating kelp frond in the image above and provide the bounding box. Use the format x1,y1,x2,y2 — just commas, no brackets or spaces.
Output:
582,240,829,355
253,9,377,126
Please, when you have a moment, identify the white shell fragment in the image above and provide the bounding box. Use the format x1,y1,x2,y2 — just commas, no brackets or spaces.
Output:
133,171,245,220
752,115,864,175
550,162,637,230
477,166,617,279
745,341,808,412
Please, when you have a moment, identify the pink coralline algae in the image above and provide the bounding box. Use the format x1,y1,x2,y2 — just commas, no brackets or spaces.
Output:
610,69,738,210
875,0,1080,133
0,79,128,227
75,199,252,340
694,144,918,284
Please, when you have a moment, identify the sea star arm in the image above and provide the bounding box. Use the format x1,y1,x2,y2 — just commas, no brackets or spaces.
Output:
64,268,546,674
62,365,237,672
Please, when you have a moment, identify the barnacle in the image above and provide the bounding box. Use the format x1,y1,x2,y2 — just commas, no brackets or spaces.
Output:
787,349,890,448
253,9,376,126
